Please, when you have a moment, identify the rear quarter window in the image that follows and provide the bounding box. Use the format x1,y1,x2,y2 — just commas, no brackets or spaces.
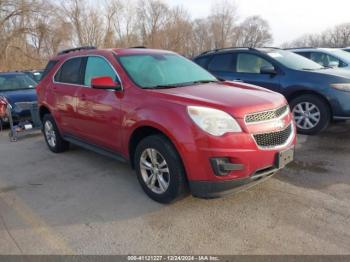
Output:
195,56,210,68
41,60,58,80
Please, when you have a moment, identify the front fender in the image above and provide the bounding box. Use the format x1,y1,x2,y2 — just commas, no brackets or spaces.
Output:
120,102,199,178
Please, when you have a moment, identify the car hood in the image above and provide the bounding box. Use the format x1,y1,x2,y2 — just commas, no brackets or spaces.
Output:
312,68,350,80
0,89,37,107
150,81,287,119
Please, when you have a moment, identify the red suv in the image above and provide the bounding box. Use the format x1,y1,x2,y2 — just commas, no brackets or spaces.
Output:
36,46,296,203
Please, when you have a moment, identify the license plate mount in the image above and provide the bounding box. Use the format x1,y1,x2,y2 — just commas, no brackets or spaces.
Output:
276,147,294,169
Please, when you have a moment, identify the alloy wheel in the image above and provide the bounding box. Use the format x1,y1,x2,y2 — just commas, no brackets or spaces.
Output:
139,148,170,194
44,120,56,148
292,102,321,130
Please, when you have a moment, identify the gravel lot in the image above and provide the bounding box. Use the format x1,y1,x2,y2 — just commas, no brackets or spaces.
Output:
0,123,349,255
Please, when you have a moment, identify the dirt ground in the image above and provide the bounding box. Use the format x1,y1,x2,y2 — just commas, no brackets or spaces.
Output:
0,123,349,255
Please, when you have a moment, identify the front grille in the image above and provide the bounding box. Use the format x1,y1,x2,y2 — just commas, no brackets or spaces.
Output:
245,105,289,123
253,124,292,148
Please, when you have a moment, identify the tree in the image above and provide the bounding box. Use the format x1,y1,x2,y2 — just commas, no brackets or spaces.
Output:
209,0,238,49
137,0,169,48
328,23,350,47
235,16,273,47
0,0,44,70
284,22,350,48
191,18,214,56
160,6,193,56
0,0,276,70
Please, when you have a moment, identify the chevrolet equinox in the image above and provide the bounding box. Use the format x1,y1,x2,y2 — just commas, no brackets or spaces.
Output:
36,46,296,203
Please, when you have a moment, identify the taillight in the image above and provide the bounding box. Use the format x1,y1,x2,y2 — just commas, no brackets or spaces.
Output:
0,97,8,118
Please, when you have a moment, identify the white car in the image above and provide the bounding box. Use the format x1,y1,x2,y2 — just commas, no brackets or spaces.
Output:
288,48,350,70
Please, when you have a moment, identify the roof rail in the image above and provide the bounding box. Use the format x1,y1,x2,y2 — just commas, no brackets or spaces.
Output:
284,47,316,50
129,46,147,49
198,46,258,56
261,46,281,49
57,46,97,55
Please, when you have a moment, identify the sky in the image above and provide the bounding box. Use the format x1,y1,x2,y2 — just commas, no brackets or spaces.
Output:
166,0,350,46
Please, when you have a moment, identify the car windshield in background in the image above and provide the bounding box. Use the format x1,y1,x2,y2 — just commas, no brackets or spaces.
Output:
0,74,36,91
118,54,217,89
267,50,324,71
327,49,350,61
31,72,43,82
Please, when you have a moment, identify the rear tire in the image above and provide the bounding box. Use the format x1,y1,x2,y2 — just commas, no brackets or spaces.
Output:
290,94,331,135
42,114,69,153
134,135,187,204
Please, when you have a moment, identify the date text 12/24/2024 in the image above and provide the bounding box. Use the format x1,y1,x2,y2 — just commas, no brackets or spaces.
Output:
127,256,220,261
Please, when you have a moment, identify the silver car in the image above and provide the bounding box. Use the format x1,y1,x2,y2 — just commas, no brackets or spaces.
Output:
342,47,350,53
288,48,350,70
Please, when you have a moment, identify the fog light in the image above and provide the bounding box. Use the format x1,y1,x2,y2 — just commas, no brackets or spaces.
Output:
210,158,244,176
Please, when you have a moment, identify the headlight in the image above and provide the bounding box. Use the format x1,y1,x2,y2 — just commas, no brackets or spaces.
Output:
331,83,350,91
187,106,242,136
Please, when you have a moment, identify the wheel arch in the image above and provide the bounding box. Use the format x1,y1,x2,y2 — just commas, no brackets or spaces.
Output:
128,125,185,170
39,105,51,122
286,90,333,117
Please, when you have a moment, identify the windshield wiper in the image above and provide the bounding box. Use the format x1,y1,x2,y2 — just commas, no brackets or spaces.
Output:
302,67,325,71
144,84,183,89
192,80,219,84
145,80,218,89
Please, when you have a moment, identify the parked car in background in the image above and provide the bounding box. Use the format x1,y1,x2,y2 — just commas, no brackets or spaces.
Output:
288,48,350,70
194,47,350,135
0,72,37,123
22,70,44,83
36,46,296,203
342,47,350,53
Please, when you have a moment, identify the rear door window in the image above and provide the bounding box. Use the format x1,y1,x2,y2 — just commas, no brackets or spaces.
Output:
207,54,234,72
296,52,311,59
55,57,84,85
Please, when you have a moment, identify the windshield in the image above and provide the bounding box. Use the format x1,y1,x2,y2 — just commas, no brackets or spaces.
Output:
326,49,350,62
118,53,217,88
25,71,43,83
267,50,324,70
0,74,36,91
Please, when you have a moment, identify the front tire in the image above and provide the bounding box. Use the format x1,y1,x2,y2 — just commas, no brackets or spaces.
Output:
134,135,187,204
290,94,331,135
42,114,69,153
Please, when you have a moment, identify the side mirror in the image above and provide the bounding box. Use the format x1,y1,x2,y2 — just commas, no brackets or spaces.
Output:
260,66,277,75
91,76,121,90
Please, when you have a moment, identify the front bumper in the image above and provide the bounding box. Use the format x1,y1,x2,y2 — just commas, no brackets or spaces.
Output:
0,111,32,124
179,119,296,198
333,115,350,120
190,166,278,198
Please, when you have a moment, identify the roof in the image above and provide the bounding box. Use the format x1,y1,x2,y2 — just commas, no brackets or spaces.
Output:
112,48,175,56
288,47,341,52
0,72,27,76
195,47,281,58
54,46,175,60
